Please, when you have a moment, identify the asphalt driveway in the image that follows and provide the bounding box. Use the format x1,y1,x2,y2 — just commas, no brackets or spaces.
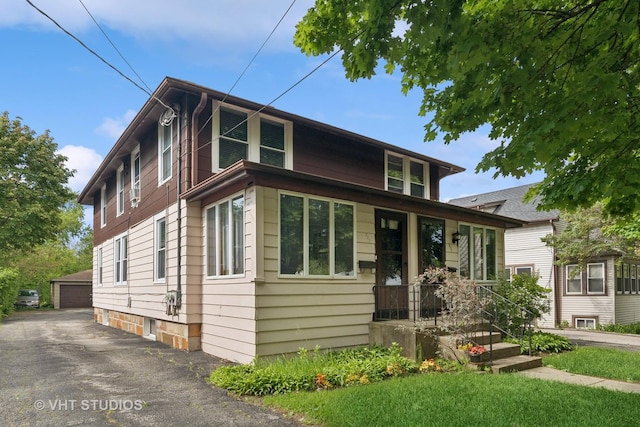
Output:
0,309,301,427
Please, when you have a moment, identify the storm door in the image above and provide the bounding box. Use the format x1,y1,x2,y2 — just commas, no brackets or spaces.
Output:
374,210,408,320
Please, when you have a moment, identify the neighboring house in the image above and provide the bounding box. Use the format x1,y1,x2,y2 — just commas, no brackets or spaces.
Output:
78,77,522,363
50,269,93,309
450,184,640,329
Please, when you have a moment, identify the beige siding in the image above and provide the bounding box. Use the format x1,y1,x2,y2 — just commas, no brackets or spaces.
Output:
92,202,201,325
615,296,640,325
558,258,616,327
505,224,556,327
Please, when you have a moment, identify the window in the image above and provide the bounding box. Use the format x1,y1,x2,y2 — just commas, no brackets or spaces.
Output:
114,233,128,285
385,152,429,198
144,318,156,340
567,263,605,295
97,246,103,287
616,262,640,294
279,193,355,276
100,184,107,228
206,195,244,277
158,122,172,183
616,264,623,293
587,263,605,294
155,215,166,282
131,145,141,204
213,103,291,171
632,265,638,293
566,265,582,294
418,217,444,273
458,225,497,280
575,318,596,329
116,164,125,216
515,266,533,276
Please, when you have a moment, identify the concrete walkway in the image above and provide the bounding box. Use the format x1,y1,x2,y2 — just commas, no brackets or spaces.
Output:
518,328,640,394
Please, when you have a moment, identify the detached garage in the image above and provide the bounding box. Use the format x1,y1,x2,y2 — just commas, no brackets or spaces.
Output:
50,270,93,309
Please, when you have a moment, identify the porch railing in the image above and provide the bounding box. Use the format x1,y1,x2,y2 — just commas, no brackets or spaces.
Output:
372,283,535,356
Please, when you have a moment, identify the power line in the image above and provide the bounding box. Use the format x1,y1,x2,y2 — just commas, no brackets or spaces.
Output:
77,0,153,94
24,0,173,112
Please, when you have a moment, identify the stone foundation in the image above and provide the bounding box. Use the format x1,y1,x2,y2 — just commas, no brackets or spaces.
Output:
94,308,201,351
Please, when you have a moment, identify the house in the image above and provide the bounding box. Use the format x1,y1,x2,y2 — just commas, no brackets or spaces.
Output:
78,77,522,363
49,269,93,309
450,184,640,329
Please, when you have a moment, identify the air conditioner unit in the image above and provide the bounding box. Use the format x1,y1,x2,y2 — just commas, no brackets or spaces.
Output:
129,185,140,206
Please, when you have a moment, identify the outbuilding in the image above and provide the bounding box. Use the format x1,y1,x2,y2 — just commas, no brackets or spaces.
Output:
50,270,93,309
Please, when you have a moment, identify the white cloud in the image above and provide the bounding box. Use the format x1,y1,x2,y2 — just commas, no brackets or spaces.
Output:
4,0,316,52
58,145,103,193
95,109,137,140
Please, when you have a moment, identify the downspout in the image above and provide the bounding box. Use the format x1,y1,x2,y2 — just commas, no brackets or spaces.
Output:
191,92,208,188
176,102,183,312
551,219,560,326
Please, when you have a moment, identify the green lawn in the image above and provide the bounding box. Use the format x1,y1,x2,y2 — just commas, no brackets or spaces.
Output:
262,347,640,427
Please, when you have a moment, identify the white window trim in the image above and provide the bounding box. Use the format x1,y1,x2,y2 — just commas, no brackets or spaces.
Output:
131,145,141,205
158,122,172,185
211,101,293,171
96,245,103,287
586,262,605,295
116,164,125,217
384,151,430,199
154,212,167,283
277,191,357,279
565,264,582,295
458,223,498,282
205,193,246,278
114,232,128,286
575,317,596,329
100,184,107,228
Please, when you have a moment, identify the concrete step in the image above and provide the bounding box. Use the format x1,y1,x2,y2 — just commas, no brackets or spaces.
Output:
473,331,502,346
475,342,522,362
489,355,543,373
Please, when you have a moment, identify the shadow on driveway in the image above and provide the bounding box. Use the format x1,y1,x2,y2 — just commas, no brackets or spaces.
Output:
0,309,301,427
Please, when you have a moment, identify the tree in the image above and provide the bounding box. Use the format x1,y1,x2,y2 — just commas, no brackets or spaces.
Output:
0,112,74,253
295,1,640,217
541,202,638,267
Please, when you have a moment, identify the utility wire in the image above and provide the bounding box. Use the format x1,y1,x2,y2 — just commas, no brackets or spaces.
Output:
198,0,298,136
78,0,153,94
25,0,173,111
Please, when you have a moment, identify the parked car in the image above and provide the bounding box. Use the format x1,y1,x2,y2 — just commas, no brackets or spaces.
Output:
15,290,39,307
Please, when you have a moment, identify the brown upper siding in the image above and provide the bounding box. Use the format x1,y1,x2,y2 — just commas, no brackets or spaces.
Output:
293,124,384,189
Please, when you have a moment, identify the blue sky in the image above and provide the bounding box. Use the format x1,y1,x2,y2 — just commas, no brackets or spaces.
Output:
2,0,542,219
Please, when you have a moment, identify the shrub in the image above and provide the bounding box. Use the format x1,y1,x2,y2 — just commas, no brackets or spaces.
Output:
505,331,573,354
599,322,640,335
208,343,419,396
0,268,20,318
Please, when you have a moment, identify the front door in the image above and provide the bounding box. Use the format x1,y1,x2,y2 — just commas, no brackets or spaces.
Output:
374,210,408,319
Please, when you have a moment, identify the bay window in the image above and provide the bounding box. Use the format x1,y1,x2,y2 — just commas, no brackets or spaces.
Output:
458,225,497,280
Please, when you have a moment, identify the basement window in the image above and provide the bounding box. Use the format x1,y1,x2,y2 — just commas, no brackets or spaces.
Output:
575,318,596,329
144,318,157,340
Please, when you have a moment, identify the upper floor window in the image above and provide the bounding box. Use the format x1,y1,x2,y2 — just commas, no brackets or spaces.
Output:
100,184,107,228
206,194,245,277
213,102,291,171
158,122,172,184
279,193,355,277
385,152,429,198
458,224,497,281
131,145,141,204
114,233,128,285
116,164,125,217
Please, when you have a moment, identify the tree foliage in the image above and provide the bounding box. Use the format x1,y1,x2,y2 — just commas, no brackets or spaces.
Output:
541,202,639,267
0,112,74,253
295,1,640,217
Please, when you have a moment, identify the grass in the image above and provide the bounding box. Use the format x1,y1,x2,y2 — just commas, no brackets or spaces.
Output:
263,372,640,427
542,346,640,383
255,346,640,426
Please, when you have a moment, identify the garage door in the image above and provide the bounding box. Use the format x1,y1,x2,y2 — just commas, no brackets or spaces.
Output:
59,285,92,308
